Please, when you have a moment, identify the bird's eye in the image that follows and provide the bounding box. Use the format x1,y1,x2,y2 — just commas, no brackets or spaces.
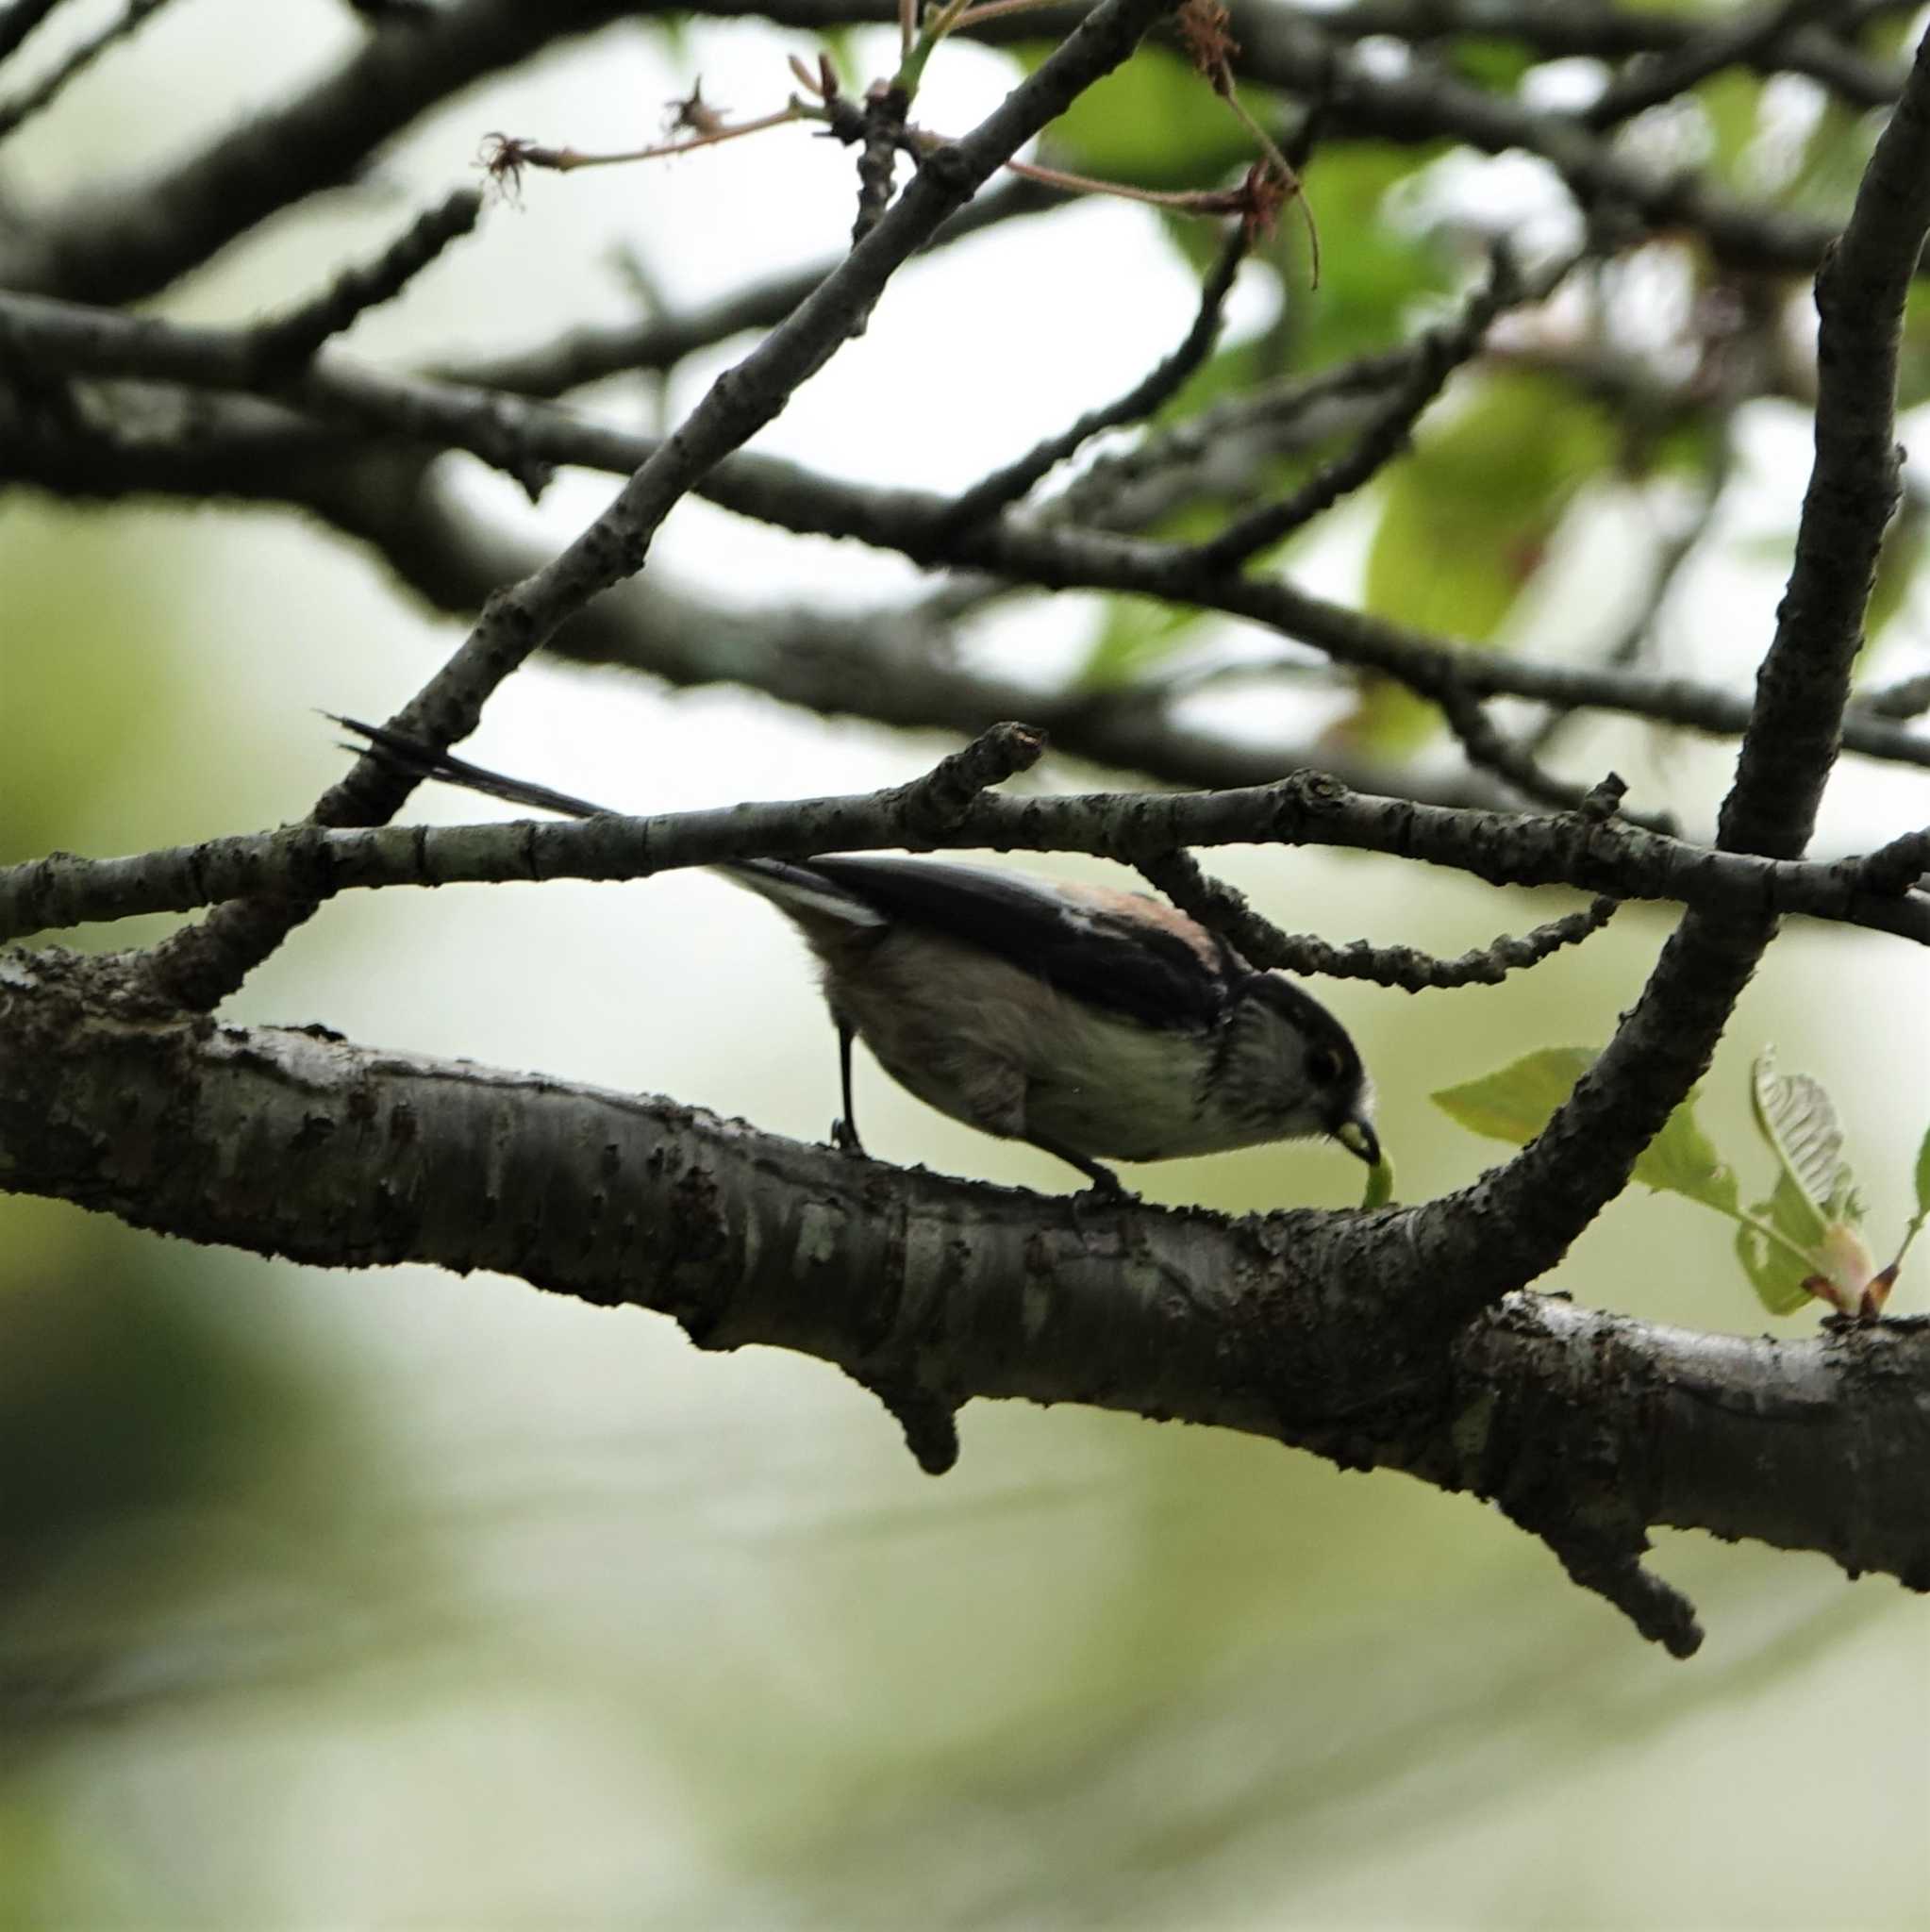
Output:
1306,1045,1345,1087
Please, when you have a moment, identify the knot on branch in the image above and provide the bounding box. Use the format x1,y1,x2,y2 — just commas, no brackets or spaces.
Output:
1576,772,1628,822
890,721,1046,840
851,1366,961,1474
1271,769,1349,830
1532,1513,1705,1659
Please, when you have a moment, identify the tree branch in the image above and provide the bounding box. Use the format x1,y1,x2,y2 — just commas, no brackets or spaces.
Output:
8,759,1930,952
6,947,1926,1657
119,0,1182,1014
10,297,1930,783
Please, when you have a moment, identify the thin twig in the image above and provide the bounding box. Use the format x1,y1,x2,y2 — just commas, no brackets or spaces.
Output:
124,0,1183,1012
247,188,484,377
0,0,175,141
1582,0,1838,130
1133,849,1620,992
1184,242,1553,574
934,227,1248,536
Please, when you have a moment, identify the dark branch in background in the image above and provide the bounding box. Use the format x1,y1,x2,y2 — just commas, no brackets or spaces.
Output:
447,175,1067,397
1046,346,1417,528
1429,681,1664,825
1308,0,1906,108
1186,242,1533,574
0,0,640,301
122,0,1182,1015
0,0,67,67
343,0,441,24
1859,666,1930,718
0,0,175,142
933,225,1248,536
1579,0,1842,131
11,290,1930,790
0,392,1502,809
0,0,1903,311
660,0,1910,277
246,187,485,378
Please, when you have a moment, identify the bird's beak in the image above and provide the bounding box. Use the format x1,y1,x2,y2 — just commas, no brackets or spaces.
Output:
1334,1116,1381,1168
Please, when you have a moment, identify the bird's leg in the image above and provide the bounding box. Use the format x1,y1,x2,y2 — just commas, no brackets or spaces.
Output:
1025,1132,1132,1201
829,1019,866,1156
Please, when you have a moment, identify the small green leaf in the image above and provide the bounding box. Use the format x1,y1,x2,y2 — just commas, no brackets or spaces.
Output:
1349,373,1616,753
1749,1048,1862,1237
1431,1046,1594,1147
1632,1101,1738,1215
1695,69,1764,182
1734,1194,1818,1317
1862,490,1928,644
1076,596,1206,691
1446,37,1535,90
1433,1046,1734,1211
1914,1120,1930,1223
1027,44,1255,192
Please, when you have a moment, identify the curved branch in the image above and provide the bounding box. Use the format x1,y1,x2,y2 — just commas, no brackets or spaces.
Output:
1428,24,1930,1292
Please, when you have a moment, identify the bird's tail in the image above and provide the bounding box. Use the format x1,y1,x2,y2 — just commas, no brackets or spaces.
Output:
718,858,886,934
331,715,615,820
331,713,882,933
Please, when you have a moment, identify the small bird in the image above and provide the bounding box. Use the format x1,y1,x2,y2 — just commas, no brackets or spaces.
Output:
336,719,1380,1193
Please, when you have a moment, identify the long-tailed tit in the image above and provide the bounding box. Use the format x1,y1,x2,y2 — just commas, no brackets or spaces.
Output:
337,720,1379,1193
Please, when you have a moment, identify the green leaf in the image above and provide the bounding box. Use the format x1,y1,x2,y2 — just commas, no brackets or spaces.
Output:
1915,1120,1930,1224
1861,489,1928,641
1695,69,1764,182
1361,1156,1395,1210
1433,1046,1734,1212
1431,1046,1594,1147
1631,1099,1739,1215
1445,37,1536,91
1348,372,1616,753
1028,45,1255,192
1779,95,1880,219
1733,1182,1821,1316
1077,597,1206,691
1285,145,1453,366
1749,1048,1862,1237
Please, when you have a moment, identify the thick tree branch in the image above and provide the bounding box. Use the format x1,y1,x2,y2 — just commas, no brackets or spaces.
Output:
6,947,1926,1657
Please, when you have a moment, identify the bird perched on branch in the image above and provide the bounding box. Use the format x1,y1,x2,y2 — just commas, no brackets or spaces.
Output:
336,718,1379,1194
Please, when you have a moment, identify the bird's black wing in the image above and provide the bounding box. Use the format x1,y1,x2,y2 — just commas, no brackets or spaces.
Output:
804,856,1234,1030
